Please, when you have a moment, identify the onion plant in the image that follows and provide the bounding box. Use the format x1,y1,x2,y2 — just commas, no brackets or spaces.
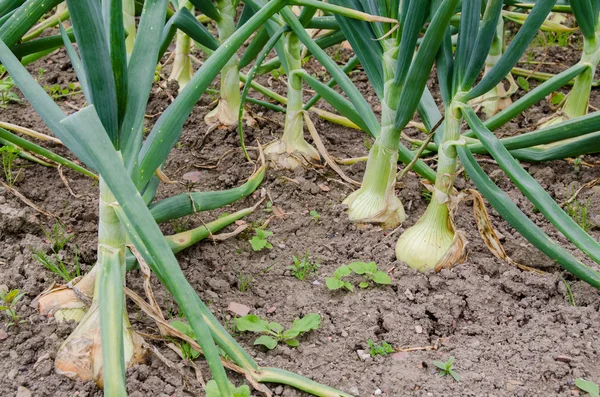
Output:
168,0,194,90
390,0,600,287
243,0,392,169
311,0,456,227
0,0,354,395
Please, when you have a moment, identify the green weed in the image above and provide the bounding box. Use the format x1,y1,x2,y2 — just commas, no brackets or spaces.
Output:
236,313,321,349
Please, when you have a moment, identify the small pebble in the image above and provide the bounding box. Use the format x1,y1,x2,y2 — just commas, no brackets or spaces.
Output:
348,386,360,395
16,386,32,397
374,389,382,396
356,349,372,362
312,280,321,286
483,275,490,282
415,325,423,334
404,289,415,301
274,386,284,395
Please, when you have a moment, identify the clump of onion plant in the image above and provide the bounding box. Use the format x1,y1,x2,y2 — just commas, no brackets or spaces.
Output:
263,30,320,169
169,0,194,91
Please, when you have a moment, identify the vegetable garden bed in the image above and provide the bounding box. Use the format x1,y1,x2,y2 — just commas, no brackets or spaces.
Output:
1,1,600,396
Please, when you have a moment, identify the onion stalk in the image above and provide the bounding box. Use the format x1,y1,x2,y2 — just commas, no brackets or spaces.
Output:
470,16,517,118
396,104,464,270
169,1,194,91
55,179,144,388
264,31,320,169
204,0,241,126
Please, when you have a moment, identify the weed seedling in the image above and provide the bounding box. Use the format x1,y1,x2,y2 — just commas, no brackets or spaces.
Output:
170,217,190,233
309,210,321,221
0,288,26,328
325,265,354,292
263,200,273,213
561,277,576,307
249,228,273,251
326,262,391,291
289,251,319,281
517,76,530,92
205,379,250,397
42,222,74,253
349,261,392,288
565,191,592,232
576,378,600,397
421,187,432,203
43,82,80,99
0,146,21,186
170,320,201,360
236,313,321,349
433,356,460,381
367,338,394,357
237,271,255,292
0,66,21,107
33,249,81,282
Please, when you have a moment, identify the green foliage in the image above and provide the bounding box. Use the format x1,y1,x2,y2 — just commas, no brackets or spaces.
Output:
565,193,592,233
561,277,576,307
170,217,190,233
0,288,26,328
289,251,319,281
0,66,21,108
433,356,460,382
237,271,254,292
0,146,21,186
309,210,321,221
550,91,565,106
170,320,202,361
42,222,74,253
517,76,530,92
576,378,600,397
43,82,80,99
263,200,273,213
326,262,391,291
421,187,432,203
249,228,273,251
33,249,81,282
35,222,80,281
325,265,354,292
205,379,250,397
367,339,394,357
235,313,321,350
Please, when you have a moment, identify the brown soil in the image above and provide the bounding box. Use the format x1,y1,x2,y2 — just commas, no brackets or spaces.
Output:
1,32,600,397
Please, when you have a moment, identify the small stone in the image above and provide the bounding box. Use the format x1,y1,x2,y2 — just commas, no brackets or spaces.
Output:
483,275,490,282
312,280,321,286
274,386,284,395
0,328,7,340
227,302,251,317
16,386,32,397
318,184,330,192
267,306,277,314
182,171,202,183
356,349,371,362
348,386,360,395
374,389,382,396
415,325,423,334
278,244,286,249
340,330,348,338
555,355,573,363
206,290,218,299
404,289,414,301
